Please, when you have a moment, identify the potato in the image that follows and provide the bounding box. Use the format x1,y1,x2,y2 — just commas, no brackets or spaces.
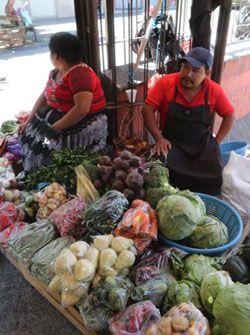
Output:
145,324,162,335
61,291,80,307
171,316,189,332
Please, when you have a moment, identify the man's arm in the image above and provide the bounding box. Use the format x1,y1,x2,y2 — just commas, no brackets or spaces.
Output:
215,113,236,144
142,104,171,155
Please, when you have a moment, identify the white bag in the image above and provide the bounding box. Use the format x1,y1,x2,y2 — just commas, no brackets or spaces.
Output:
221,151,250,218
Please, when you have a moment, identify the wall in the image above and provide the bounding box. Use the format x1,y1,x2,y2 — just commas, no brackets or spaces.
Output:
214,53,250,132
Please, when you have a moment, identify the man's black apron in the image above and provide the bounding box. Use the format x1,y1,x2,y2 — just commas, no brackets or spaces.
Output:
163,87,223,195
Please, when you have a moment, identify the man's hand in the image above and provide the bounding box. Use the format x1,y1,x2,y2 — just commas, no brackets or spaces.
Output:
153,138,172,156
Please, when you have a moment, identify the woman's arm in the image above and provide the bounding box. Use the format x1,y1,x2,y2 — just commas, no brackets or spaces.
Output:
52,91,93,130
215,113,236,144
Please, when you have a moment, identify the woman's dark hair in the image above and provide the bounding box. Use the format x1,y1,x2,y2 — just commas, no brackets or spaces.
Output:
49,32,83,64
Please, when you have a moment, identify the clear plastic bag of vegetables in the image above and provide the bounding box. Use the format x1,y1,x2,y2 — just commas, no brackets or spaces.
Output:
0,202,19,232
7,220,56,265
131,275,169,307
60,278,90,307
79,284,114,333
49,197,86,237
146,302,211,335
30,236,74,284
75,165,99,205
83,190,129,234
131,248,186,285
109,300,161,335
117,199,158,240
103,276,134,312
0,221,27,249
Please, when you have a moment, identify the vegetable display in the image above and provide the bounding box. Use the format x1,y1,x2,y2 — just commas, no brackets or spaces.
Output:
0,120,18,135
83,190,129,235
49,197,86,237
146,302,211,335
30,236,73,283
156,190,206,240
213,283,250,335
24,149,101,191
200,271,233,315
109,300,161,335
143,160,177,209
95,150,146,201
35,182,68,219
162,280,202,313
7,220,56,265
49,240,95,306
186,215,229,248
0,120,247,335
182,254,220,286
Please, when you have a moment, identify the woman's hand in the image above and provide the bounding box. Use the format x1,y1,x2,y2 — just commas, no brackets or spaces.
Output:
18,120,29,135
153,137,172,156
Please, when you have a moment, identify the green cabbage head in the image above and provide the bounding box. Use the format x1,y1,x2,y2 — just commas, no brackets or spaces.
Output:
182,254,220,286
200,271,233,315
162,279,202,313
156,190,206,240
186,215,229,248
213,283,250,335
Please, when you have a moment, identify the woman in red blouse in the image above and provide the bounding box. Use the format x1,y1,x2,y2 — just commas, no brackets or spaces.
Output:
19,32,107,172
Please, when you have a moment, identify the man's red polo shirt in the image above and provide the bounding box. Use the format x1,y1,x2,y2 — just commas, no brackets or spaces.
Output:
145,73,235,130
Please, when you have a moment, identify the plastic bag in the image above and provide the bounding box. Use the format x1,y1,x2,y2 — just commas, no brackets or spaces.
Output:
131,275,169,307
0,222,27,249
117,200,158,240
0,186,4,203
49,197,86,237
109,300,161,335
83,190,129,235
30,236,74,284
221,151,250,219
145,302,211,335
0,158,16,189
131,248,186,285
7,220,56,265
0,202,18,232
75,165,99,205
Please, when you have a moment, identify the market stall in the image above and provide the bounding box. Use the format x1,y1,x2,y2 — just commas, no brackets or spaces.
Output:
0,117,250,335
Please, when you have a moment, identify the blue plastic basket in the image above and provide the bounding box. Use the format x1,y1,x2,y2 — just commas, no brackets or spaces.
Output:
158,193,243,255
220,141,248,165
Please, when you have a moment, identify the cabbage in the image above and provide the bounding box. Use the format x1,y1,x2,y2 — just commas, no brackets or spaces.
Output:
200,271,233,315
156,190,206,240
182,254,220,286
162,279,202,313
213,283,250,335
186,215,229,248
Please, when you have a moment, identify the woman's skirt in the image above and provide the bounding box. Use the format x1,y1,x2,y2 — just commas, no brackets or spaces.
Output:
20,106,108,172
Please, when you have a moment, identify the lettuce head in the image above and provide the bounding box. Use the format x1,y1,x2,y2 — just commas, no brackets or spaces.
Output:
156,190,206,240
213,283,250,335
186,215,229,248
200,271,233,315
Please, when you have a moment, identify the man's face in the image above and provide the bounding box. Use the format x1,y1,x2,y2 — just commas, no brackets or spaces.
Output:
180,62,208,88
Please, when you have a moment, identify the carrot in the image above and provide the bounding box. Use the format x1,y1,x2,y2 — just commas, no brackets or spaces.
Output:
131,199,146,208
133,208,150,235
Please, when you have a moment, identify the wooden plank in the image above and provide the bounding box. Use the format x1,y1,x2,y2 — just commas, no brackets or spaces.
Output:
0,249,93,335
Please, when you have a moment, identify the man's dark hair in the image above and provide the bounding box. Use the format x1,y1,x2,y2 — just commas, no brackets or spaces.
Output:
49,32,83,64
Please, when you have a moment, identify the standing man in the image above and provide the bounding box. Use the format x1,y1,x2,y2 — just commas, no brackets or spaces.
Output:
143,47,235,195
